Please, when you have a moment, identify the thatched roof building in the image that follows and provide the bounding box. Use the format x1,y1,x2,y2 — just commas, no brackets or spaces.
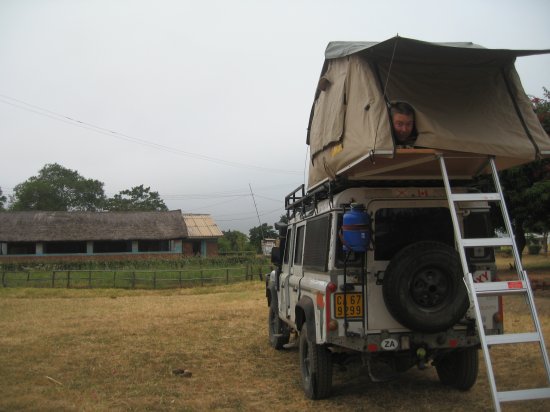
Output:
0,210,187,242
0,210,223,257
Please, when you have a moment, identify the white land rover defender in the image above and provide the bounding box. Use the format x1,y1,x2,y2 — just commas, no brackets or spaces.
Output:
266,183,501,399
265,37,550,402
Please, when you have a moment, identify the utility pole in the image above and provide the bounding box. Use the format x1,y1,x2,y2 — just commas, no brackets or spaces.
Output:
249,183,264,241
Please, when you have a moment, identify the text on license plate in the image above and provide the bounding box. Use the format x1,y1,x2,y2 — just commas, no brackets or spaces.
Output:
334,293,363,318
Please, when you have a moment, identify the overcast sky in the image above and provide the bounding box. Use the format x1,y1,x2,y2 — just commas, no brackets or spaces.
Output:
1,0,549,233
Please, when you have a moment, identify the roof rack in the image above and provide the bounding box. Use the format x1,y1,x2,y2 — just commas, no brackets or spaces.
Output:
284,177,475,218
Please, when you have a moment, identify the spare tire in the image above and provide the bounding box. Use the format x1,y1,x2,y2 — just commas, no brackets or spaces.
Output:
382,241,469,333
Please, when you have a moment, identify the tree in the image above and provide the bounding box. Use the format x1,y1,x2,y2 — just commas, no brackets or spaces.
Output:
249,223,278,253
489,89,550,258
524,179,550,254
278,214,289,225
218,230,252,253
105,185,168,211
0,187,6,210
495,160,550,257
531,87,550,132
9,163,106,211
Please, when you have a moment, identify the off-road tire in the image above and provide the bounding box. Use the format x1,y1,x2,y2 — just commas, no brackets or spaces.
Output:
268,301,290,350
436,347,479,390
382,241,469,333
299,323,332,399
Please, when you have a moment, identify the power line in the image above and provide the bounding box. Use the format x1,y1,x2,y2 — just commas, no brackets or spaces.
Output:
214,206,282,222
0,93,302,175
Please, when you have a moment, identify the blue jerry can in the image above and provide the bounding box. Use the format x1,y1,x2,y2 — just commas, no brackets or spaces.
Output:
342,204,370,252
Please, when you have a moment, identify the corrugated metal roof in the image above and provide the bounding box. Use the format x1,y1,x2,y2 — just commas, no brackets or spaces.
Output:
182,214,223,238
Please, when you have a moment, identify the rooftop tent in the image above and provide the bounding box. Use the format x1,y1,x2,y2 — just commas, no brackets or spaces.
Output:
306,36,550,189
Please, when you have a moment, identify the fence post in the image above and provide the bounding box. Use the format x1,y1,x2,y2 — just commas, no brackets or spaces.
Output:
2,271,6,287
27,271,31,284
258,267,263,281
67,271,71,288
245,264,249,280
226,268,229,284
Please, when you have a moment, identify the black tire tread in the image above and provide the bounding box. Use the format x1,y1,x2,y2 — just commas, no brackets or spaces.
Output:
436,348,479,390
299,323,332,399
268,301,290,350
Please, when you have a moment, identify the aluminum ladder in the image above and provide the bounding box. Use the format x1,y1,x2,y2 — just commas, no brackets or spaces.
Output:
438,155,550,411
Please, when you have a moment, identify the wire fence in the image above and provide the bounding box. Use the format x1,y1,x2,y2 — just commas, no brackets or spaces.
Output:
1,265,273,289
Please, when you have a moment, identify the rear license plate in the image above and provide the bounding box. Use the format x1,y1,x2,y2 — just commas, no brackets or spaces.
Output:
334,293,363,318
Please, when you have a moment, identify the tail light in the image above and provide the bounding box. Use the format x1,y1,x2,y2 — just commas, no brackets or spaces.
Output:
326,282,337,331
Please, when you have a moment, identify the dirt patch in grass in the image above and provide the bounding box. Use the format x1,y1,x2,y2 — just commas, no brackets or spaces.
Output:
1,283,549,411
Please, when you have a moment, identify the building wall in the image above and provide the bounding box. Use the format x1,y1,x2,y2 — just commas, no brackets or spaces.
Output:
182,239,219,257
206,240,219,256
182,242,194,256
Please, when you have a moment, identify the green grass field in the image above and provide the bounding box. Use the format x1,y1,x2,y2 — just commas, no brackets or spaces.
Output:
1,282,549,411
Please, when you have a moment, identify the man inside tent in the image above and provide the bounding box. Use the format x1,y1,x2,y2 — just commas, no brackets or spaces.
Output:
391,102,417,147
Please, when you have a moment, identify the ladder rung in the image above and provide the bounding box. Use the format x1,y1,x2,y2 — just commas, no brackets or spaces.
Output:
497,387,550,402
485,332,540,345
474,281,527,296
441,157,550,410
451,193,501,202
461,237,513,247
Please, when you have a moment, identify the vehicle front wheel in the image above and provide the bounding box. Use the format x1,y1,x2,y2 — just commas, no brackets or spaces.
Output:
299,323,332,399
435,347,479,390
268,301,290,350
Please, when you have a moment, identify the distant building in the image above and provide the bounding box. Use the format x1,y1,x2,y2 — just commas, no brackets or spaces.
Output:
0,210,222,258
261,238,277,256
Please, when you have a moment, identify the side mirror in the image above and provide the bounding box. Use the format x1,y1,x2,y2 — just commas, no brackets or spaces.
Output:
271,246,281,265
274,221,288,235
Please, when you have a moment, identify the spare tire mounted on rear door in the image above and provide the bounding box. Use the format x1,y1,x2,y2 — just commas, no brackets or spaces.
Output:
382,241,469,333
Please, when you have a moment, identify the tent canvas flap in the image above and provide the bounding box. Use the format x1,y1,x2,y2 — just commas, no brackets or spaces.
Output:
306,37,550,189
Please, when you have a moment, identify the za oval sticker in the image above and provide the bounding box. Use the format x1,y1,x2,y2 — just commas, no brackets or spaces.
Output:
381,338,399,351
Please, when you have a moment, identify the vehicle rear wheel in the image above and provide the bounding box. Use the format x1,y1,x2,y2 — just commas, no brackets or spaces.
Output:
268,301,290,350
299,323,332,399
382,241,470,332
436,347,479,390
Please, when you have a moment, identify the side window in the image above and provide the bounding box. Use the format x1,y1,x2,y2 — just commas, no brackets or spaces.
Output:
283,228,292,264
374,207,454,260
303,214,332,272
294,225,305,265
